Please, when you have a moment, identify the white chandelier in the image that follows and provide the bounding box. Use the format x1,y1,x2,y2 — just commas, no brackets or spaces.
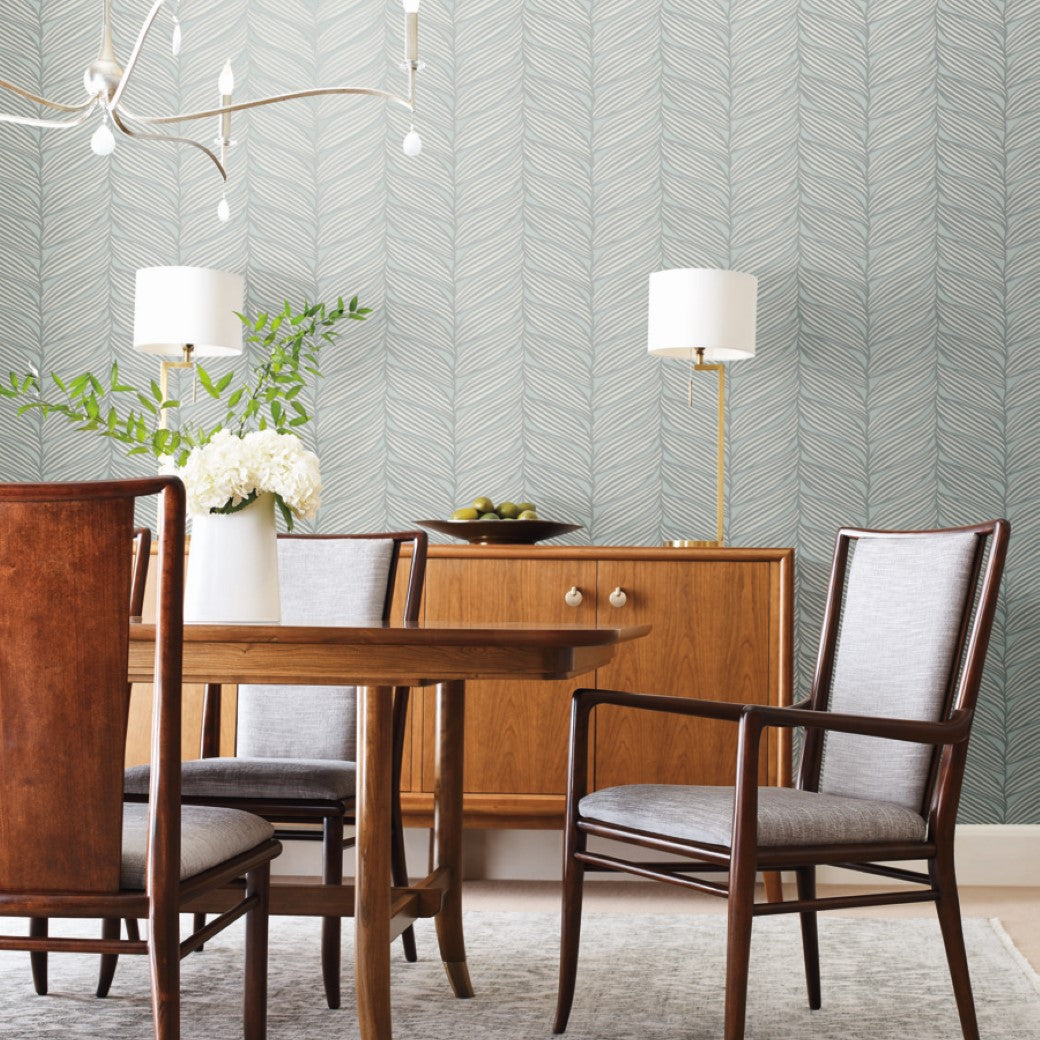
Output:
0,0,423,222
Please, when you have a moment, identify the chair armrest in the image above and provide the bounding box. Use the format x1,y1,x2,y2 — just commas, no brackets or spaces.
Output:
573,688,969,746
723,704,973,855
573,687,765,722
741,704,973,746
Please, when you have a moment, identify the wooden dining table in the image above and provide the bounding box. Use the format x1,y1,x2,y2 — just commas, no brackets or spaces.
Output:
128,619,649,1040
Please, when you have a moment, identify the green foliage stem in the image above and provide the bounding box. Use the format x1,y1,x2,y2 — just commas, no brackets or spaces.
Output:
0,295,370,467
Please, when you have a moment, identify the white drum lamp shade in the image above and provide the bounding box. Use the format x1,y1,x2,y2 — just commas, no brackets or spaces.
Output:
647,268,757,361
133,266,244,357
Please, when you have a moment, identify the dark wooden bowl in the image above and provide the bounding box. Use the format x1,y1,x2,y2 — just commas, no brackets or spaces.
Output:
415,519,583,545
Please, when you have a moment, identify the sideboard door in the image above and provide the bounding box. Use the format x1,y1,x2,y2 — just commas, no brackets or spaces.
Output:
419,556,597,818
593,558,777,789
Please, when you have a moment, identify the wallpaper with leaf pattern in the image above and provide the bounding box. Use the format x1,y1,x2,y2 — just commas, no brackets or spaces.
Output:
0,0,1037,822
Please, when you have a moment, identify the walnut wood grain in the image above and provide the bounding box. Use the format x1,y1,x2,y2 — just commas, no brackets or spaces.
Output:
431,681,473,996
355,685,394,1040
420,557,597,796
0,496,132,893
127,621,645,686
593,558,774,789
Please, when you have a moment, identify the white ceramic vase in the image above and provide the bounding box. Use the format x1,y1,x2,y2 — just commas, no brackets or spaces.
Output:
184,492,281,624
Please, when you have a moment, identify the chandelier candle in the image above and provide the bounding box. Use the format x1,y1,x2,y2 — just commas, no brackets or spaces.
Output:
406,0,420,64
0,0,424,218
216,60,234,222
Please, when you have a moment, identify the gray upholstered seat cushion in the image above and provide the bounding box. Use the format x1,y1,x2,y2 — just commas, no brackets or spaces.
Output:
125,757,356,801
120,802,275,890
579,785,927,847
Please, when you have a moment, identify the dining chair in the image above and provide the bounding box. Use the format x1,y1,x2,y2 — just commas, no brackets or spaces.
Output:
0,477,282,1040
123,529,428,1009
553,520,1009,1040
29,525,152,997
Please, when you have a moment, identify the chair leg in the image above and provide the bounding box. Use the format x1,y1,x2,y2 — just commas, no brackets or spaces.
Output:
795,866,821,1009
98,918,142,996
97,918,121,998
321,814,344,1010
29,917,47,996
723,855,756,1040
932,852,980,1040
192,912,207,950
243,862,271,1040
552,830,587,1034
390,806,418,962
390,684,418,962
149,904,180,1040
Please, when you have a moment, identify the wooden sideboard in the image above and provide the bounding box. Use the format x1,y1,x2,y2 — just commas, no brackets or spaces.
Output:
127,544,793,830
401,544,793,827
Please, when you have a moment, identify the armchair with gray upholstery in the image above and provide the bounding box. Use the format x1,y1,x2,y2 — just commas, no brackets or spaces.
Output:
554,521,1009,1040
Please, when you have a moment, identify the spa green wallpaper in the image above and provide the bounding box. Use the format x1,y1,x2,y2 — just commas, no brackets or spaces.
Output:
0,0,1037,822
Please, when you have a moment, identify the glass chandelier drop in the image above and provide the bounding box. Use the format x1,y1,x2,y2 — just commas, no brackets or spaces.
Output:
0,0,423,222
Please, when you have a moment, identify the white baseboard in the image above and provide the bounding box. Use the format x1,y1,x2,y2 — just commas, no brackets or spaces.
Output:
816,824,1040,888
272,824,1040,888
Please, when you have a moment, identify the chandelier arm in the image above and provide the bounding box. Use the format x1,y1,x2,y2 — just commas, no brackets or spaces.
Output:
119,85,415,126
111,109,227,180
0,78,94,114
0,98,99,130
108,0,170,113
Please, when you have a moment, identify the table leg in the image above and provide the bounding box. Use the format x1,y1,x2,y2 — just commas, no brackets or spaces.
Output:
356,684,394,1040
433,680,474,997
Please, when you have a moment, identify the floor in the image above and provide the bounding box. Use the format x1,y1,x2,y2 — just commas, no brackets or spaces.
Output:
461,879,1040,973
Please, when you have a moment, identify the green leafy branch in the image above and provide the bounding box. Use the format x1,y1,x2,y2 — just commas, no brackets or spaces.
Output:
0,295,370,467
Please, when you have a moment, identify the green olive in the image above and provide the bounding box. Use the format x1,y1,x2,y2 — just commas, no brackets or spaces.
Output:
451,506,479,520
516,501,536,513
472,496,494,514
497,501,519,519
518,509,538,520
478,511,500,520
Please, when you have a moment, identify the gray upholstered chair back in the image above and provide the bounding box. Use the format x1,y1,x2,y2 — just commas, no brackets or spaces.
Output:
236,537,394,762
818,532,978,812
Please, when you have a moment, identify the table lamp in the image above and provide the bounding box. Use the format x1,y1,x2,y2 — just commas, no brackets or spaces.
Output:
133,265,244,426
648,267,757,547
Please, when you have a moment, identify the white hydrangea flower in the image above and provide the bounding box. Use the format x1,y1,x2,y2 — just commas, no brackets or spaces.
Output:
179,429,322,524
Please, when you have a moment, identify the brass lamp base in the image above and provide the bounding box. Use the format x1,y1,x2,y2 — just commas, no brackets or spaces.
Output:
660,350,727,552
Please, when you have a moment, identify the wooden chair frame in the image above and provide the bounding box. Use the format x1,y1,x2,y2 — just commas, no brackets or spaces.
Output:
30,525,153,998
554,520,1009,1040
0,478,281,1040
126,529,428,1010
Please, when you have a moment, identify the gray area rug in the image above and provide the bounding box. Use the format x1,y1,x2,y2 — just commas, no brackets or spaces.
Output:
0,912,1037,1038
